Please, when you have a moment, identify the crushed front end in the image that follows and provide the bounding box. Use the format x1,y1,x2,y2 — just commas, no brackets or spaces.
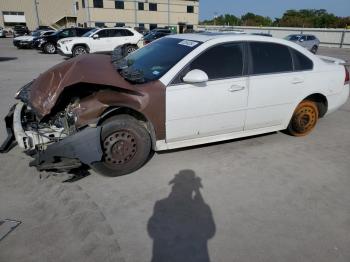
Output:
0,81,103,171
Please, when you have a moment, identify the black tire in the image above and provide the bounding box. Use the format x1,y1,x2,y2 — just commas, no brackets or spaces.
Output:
72,45,87,57
44,42,56,54
125,45,137,54
311,45,318,54
91,115,152,177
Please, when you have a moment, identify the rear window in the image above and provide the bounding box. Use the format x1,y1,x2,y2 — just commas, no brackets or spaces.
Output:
250,42,293,75
290,48,313,71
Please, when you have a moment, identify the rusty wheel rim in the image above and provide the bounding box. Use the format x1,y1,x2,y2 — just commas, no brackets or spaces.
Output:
292,106,317,134
103,130,137,165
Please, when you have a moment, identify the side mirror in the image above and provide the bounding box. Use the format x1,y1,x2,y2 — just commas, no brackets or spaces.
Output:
183,69,209,84
92,34,99,39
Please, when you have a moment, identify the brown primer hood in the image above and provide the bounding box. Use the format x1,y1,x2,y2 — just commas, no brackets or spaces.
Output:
29,54,166,140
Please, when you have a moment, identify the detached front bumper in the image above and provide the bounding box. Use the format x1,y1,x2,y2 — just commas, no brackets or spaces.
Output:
1,102,103,170
0,105,16,153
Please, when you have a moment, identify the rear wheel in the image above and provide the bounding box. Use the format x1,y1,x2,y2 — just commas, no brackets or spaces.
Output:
72,45,87,57
287,100,319,137
311,45,318,54
44,42,56,54
91,115,152,177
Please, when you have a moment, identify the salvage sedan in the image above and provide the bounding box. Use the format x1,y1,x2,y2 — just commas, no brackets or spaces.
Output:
1,34,349,177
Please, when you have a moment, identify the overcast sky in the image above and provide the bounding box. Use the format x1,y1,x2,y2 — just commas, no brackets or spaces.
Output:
199,0,350,20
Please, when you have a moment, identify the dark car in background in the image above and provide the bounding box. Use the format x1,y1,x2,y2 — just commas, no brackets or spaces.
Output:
37,27,94,54
13,25,30,37
0,27,7,38
143,28,172,45
13,30,55,49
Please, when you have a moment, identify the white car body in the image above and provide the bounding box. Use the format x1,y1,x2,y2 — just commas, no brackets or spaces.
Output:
154,34,349,150
57,27,143,57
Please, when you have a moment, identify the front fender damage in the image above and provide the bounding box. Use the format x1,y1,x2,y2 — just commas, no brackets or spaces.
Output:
30,127,103,171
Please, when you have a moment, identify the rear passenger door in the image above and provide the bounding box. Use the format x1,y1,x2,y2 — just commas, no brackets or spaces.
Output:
245,42,307,130
166,42,249,141
108,29,128,50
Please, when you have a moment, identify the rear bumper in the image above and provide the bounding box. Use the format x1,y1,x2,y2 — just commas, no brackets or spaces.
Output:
326,84,350,115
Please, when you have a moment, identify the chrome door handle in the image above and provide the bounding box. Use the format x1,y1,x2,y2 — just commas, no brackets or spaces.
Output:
228,85,245,92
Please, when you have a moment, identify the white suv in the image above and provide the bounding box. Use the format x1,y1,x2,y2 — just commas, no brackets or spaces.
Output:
57,27,143,57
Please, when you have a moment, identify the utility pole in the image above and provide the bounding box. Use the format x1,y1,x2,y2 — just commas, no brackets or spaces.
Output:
167,0,170,27
85,0,91,27
134,0,138,28
33,0,40,28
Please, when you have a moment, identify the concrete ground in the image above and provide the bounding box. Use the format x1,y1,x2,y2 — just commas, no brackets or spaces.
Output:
0,38,350,262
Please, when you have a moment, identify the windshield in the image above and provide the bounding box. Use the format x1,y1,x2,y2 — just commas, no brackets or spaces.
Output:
83,28,99,37
116,37,201,83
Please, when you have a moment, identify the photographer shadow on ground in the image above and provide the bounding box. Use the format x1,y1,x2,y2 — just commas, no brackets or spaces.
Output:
148,170,216,262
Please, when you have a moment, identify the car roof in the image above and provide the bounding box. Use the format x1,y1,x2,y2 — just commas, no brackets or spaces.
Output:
167,32,280,43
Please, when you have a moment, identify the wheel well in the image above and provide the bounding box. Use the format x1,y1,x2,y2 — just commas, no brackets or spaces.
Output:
99,107,157,150
73,43,89,52
304,93,328,117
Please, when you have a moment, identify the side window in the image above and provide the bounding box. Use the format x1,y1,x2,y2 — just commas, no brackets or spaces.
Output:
96,29,109,38
109,29,123,37
189,43,244,80
59,29,71,37
121,29,134,36
300,35,307,41
250,42,293,75
290,48,313,71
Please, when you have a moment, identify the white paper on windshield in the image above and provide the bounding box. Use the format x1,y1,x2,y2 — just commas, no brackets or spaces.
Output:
178,40,199,47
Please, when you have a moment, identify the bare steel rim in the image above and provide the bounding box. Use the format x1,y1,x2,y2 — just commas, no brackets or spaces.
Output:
103,130,137,166
292,105,317,134
74,47,87,56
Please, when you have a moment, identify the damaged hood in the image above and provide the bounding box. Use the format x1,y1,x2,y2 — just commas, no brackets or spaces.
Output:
28,54,136,118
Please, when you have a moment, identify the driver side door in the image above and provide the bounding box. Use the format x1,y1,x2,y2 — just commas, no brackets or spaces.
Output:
166,42,249,142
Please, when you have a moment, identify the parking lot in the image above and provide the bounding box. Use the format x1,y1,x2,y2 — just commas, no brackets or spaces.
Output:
0,37,350,262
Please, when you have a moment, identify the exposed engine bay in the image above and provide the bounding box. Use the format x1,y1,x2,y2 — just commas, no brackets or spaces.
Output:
14,101,76,151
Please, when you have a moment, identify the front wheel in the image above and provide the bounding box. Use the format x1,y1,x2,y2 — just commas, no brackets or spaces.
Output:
72,45,87,57
287,100,319,137
44,42,56,54
91,115,152,177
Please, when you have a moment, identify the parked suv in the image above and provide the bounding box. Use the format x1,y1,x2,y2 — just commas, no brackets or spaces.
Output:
57,27,142,57
38,27,93,54
285,34,320,54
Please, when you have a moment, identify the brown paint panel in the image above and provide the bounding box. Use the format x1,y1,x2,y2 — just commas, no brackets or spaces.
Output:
28,54,166,140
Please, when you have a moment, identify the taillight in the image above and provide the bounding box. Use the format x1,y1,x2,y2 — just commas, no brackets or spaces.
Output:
345,66,349,85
